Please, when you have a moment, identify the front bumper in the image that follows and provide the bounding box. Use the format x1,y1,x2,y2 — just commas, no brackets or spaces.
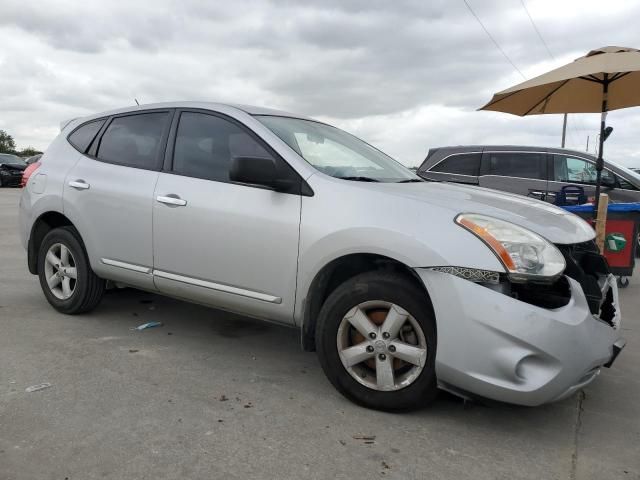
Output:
416,269,624,406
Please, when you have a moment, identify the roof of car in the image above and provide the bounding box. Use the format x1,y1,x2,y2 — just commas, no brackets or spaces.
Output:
428,145,596,159
71,102,311,127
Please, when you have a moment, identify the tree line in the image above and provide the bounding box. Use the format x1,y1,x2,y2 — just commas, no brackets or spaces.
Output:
0,130,42,157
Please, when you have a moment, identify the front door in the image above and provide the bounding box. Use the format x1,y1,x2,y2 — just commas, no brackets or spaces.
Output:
549,153,640,203
152,110,301,324
479,151,549,201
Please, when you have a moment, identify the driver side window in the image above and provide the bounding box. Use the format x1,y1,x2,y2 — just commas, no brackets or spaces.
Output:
553,155,615,185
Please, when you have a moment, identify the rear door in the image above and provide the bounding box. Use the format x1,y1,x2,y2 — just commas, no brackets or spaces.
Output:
63,110,173,290
151,109,302,324
418,151,481,185
479,150,548,200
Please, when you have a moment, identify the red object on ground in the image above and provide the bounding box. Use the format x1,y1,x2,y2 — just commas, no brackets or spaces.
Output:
21,161,41,187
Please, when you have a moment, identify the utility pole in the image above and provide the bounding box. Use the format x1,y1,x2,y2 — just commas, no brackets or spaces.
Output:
586,135,589,152
561,113,567,147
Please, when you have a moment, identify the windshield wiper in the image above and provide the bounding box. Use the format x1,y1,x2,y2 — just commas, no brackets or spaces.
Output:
337,176,380,182
396,178,424,183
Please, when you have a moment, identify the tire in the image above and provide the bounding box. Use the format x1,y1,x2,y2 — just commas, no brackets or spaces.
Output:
37,226,105,314
315,271,438,411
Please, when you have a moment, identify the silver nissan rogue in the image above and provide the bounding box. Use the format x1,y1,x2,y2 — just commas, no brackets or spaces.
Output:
19,102,625,411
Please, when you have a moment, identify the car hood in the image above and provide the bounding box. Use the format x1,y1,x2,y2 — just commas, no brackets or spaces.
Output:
374,181,595,244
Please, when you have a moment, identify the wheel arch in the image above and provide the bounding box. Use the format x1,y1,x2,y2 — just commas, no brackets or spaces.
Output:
28,211,76,274
300,253,434,351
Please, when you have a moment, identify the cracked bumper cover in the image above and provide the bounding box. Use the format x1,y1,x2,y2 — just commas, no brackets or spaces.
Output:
416,269,624,406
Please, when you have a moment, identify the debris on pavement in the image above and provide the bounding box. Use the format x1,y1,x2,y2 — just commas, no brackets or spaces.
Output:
352,434,376,444
219,394,229,402
128,349,139,353
131,321,163,331
243,402,253,408
25,383,52,393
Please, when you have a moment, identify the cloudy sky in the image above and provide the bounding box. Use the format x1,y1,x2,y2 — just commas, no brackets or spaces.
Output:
1,0,639,166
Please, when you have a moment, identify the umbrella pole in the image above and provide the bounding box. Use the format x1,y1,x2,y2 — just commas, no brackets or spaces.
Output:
594,74,609,212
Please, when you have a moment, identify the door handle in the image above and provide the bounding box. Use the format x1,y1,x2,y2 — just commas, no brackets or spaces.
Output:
68,180,90,190
156,195,187,207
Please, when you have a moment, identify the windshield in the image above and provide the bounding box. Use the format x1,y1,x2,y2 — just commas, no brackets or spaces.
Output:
0,154,24,165
256,116,420,183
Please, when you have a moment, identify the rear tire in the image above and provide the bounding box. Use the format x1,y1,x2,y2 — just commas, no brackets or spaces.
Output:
315,271,438,411
37,226,105,314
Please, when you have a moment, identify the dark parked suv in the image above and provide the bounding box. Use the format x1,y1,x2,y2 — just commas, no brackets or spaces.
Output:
417,146,640,204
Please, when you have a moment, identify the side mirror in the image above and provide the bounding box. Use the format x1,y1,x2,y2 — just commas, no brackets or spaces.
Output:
601,175,616,189
230,156,276,188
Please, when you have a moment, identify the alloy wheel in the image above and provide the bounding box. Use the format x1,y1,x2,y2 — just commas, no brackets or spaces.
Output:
336,300,427,392
43,243,77,300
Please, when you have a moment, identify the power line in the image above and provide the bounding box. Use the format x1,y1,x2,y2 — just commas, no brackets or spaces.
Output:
519,0,555,60
518,0,590,148
462,0,526,80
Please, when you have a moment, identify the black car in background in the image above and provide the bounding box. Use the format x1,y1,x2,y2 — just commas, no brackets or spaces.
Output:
0,153,27,187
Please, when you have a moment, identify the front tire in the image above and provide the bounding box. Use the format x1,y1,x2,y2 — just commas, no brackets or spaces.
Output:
37,226,105,314
315,271,438,411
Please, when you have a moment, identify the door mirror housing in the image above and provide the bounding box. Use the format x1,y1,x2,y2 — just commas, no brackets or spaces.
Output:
230,156,294,192
230,156,314,195
601,175,617,189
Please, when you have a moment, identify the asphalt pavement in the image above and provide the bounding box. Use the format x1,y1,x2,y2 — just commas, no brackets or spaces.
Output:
1,188,638,480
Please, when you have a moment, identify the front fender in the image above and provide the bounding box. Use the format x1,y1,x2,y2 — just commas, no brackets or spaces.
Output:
294,224,503,325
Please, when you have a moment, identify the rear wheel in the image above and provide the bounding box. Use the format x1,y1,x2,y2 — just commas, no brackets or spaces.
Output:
316,271,437,411
37,227,105,314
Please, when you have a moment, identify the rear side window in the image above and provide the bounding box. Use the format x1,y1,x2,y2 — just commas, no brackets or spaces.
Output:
68,119,106,153
97,112,170,169
430,153,481,176
172,112,274,182
487,152,547,180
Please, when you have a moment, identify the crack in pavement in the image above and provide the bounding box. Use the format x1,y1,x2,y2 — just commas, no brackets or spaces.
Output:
570,390,586,480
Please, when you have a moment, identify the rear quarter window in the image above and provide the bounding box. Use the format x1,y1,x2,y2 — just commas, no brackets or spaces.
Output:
430,153,481,176
67,119,106,153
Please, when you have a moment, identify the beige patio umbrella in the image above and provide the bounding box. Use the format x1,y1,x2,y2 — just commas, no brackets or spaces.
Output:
480,46,640,208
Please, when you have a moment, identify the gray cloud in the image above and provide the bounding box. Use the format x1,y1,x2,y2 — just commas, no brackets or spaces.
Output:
0,0,639,167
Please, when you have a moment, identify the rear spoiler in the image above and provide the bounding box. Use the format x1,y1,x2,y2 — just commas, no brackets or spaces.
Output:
59,118,78,132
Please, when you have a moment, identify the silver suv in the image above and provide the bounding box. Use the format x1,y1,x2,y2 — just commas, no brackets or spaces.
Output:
20,102,624,411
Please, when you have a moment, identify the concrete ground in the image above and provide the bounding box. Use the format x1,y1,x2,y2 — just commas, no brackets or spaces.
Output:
0,188,638,480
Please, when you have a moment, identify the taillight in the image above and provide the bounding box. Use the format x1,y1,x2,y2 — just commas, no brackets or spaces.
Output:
21,161,41,188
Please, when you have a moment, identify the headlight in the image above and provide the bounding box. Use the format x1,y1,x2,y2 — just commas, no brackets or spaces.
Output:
455,213,565,282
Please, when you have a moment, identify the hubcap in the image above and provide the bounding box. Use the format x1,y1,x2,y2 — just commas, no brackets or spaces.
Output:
44,243,77,300
337,301,428,392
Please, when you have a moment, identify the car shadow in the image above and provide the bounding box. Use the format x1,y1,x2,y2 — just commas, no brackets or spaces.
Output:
90,287,578,429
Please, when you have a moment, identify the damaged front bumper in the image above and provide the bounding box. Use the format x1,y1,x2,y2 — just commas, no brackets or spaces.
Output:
416,268,624,406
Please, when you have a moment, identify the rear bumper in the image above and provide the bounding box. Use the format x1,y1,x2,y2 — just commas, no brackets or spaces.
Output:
416,269,624,406
0,172,23,186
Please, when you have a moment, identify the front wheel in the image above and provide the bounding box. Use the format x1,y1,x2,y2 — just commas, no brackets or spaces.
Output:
315,271,438,411
37,226,105,314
